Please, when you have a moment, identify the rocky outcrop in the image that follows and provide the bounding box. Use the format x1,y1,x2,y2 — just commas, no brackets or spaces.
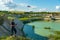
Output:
0,14,24,36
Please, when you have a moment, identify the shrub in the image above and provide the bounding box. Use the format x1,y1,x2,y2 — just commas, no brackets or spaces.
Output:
0,16,4,25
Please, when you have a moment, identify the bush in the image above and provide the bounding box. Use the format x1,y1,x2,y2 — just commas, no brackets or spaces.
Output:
49,31,60,40
0,16,4,25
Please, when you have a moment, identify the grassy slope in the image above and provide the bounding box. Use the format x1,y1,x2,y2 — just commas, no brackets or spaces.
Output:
0,36,31,40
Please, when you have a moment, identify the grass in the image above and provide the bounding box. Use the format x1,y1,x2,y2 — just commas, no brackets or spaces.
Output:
0,36,31,40
19,17,29,21
48,31,60,40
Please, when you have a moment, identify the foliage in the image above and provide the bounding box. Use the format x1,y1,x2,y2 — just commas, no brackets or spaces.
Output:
0,16,4,25
0,36,31,40
49,31,60,40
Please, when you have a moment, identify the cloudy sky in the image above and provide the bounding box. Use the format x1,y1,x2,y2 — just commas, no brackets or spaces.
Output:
0,0,60,12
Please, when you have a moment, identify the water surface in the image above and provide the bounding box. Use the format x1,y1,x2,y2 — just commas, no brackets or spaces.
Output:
24,21,60,40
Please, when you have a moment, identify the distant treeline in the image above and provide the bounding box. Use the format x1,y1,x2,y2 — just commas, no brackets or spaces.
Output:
0,11,60,15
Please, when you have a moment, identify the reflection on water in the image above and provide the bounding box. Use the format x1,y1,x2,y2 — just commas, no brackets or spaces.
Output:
23,21,60,40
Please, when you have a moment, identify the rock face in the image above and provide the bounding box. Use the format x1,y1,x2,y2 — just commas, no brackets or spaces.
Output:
0,15,24,36
13,18,24,36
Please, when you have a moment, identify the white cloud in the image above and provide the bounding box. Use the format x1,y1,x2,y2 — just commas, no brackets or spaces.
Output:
39,8,47,12
0,0,38,11
0,0,14,11
56,6,60,9
19,3,28,7
2,0,13,3
19,3,37,9
0,0,8,10
29,5,37,9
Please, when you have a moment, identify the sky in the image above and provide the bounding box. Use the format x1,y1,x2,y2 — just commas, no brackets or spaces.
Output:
0,0,60,12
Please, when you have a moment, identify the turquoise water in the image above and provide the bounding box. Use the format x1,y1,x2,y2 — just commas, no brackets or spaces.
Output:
24,21,60,40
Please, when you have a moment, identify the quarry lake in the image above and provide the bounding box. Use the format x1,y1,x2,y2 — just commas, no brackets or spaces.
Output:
23,21,60,40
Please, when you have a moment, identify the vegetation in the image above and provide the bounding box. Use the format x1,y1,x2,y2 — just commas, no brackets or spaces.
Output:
0,11,60,40
44,27,60,40
0,36,31,40
0,11,60,23
19,17,29,21
0,15,4,25
48,31,60,40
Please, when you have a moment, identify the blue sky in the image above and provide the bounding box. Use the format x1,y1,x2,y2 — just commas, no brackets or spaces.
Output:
0,0,60,12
